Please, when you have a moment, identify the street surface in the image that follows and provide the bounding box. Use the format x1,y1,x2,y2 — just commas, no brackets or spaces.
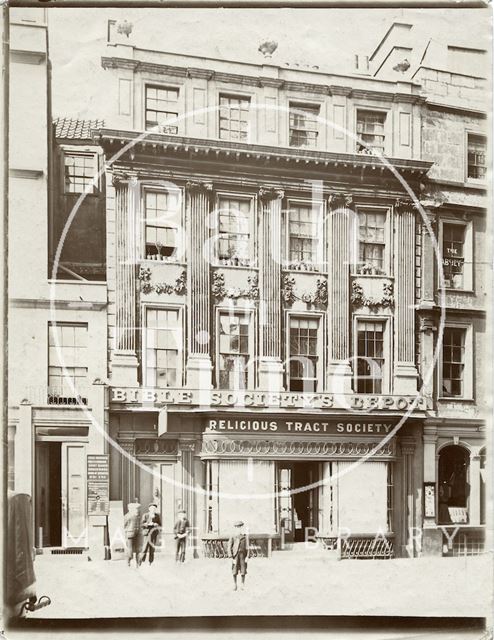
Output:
21,551,491,620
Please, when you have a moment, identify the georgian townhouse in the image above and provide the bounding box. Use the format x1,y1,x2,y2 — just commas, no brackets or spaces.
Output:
9,14,488,561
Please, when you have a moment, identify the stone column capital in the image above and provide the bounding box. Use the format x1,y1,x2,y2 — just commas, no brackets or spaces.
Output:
112,172,139,188
400,437,416,456
258,186,284,202
394,197,415,214
179,440,196,453
185,180,213,195
119,440,135,455
327,192,353,210
418,314,437,334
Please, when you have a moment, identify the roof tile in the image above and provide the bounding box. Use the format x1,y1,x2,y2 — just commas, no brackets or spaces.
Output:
54,117,105,140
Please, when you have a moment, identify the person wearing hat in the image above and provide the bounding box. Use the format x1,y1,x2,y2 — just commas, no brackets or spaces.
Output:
139,502,161,566
123,501,141,568
173,509,190,563
228,521,250,591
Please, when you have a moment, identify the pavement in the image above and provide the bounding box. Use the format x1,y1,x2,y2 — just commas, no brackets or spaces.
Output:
17,549,492,621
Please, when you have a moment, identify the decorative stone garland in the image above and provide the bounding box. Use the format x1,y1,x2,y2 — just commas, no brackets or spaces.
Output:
138,266,186,296
281,275,328,306
211,271,259,300
351,280,394,309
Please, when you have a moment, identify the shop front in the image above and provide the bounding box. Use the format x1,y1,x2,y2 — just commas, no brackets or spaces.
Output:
200,415,399,558
109,388,427,559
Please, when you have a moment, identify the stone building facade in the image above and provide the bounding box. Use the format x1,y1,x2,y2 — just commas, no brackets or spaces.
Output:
8,15,489,560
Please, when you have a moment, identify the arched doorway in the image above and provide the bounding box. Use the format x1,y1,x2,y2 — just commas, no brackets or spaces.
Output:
438,445,470,524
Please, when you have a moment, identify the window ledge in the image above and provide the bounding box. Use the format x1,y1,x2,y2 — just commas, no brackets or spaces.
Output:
213,263,258,271
464,179,487,189
140,259,186,266
437,397,475,403
284,268,328,276
47,279,107,285
351,273,392,279
439,287,475,294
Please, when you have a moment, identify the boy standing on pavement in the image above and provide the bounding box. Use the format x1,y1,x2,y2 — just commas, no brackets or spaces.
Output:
123,502,141,568
228,520,250,591
173,509,190,563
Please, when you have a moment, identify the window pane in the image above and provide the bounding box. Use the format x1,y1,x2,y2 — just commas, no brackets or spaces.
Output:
218,313,250,389
357,210,387,273
289,103,319,149
145,85,179,133
145,308,180,388
355,321,385,394
64,153,97,194
217,197,251,263
356,110,386,154
441,327,466,397
467,134,486,179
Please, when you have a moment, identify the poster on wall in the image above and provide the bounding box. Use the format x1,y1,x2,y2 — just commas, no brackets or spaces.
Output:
424,482,436,519
87,454,110,515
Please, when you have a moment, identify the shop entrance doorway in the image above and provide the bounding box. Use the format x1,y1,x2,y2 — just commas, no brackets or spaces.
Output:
35,441,86,548
276,461,319,543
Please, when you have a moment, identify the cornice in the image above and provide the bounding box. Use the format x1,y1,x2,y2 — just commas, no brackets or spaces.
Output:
95,128,432,176
101,56,425,104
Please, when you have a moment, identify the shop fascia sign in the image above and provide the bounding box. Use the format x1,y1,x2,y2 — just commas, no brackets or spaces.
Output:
110,387,431,412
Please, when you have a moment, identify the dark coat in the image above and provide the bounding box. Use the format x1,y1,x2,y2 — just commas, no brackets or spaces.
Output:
173,517,189,538
124,511,141,539
141,512,161,540
7,492,36,605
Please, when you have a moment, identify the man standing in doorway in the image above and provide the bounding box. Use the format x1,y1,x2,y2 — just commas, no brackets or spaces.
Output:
139,502,161,566
228,520,250,591
174,509,190,563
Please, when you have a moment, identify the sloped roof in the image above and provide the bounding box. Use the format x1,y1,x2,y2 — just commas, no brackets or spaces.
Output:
54,117,105,140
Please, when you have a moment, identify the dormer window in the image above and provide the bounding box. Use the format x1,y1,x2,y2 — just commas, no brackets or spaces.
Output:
356,110,386,154
145,85,179,134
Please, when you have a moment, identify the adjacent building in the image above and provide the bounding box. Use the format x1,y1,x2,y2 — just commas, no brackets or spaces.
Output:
8,14,489,560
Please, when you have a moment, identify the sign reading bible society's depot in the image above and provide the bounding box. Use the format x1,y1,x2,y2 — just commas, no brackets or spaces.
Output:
110,388,430,412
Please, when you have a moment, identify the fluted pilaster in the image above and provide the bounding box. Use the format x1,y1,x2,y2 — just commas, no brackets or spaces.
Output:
327,193,354,391
400,436,416,556
258,187,284,391
394,199,419,394
186,181,213,389
112,174,139,386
